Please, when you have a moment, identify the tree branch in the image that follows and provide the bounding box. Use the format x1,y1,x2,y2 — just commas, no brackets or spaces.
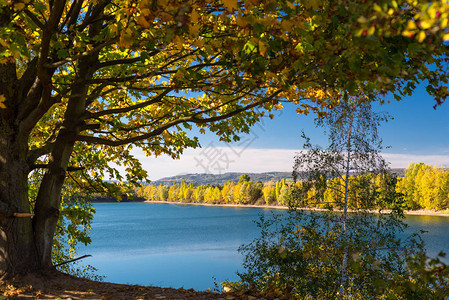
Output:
24,9,45,29
77,89,283,146
88,88,173,119
27,142,55,166
96,51,159,68
85,53,219,85
43,39,117,68
78,0,111,32
30,164,85,172
54,254,92,267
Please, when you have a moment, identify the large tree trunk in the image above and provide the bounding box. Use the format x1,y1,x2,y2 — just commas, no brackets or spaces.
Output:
0,6,100,276
0,60,41,277
0,129,39,277
33,139,75,269
32,47,97,270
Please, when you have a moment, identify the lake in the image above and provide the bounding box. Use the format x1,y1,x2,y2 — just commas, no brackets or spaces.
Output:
78,203,449,291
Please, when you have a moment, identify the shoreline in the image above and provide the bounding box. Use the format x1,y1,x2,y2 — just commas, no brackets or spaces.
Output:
142,200,449,217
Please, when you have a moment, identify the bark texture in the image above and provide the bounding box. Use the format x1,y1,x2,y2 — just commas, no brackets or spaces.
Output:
0,62,39,276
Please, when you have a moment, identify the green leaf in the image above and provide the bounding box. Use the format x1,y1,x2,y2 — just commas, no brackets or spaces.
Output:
243,40,257,54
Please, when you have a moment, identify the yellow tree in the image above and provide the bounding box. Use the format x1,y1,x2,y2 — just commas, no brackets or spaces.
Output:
1,0,449,278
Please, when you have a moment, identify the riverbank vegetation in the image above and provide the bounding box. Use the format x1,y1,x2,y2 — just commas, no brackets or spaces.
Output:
2,0,449,298
226,99,449,299
135,162,449,212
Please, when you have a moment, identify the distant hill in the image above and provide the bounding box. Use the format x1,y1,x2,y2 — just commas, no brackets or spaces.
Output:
151,172,294,186
390,168,405,177
150,168,405,186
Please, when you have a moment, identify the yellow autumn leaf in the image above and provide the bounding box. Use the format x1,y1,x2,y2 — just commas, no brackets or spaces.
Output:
417,31,426,42
0,94,6,109
222,0,238,11
357,16,368,23
373,3,382,13
406,20,417,30
0,38,8,47
402,30,414,38
275,103,283,110
420,20,432,30
137,16,150,28
140,8,151,17
190,10,200,23
258,40,267,56
310,0,320,10
173,36,184,48
190,24,201,36
13,2,25,10
119,28,134,48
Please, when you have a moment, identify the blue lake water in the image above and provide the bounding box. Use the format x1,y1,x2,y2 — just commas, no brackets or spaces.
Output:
78,203,449,291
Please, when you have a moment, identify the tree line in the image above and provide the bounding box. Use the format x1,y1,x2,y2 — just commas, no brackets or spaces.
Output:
135,162,449,211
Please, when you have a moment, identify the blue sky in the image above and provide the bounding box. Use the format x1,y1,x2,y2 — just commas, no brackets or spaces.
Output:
131,84,449,180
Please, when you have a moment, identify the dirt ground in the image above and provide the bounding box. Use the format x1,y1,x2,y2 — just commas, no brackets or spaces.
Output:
0,272,260,300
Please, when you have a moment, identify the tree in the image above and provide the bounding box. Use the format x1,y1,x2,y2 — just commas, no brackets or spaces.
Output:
232,209,449,299
397,163,449,210
293,98,391,297
262,184,276,205
1,0,449,278
232,100,449,298
238,174,251,184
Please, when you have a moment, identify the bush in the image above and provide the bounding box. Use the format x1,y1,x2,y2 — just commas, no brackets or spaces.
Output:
228,209,449,299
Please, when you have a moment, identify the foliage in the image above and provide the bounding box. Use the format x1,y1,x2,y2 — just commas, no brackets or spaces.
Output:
224,100,449,299
1,0,449,276
397,163,449,210
230,209,449,299
136,166,449,212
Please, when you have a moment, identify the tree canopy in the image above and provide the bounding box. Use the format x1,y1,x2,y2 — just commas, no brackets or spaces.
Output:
0,0,449,276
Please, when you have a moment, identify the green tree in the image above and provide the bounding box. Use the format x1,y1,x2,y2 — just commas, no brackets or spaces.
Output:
1,0,449,277
247,181,263,204
238,174,251,184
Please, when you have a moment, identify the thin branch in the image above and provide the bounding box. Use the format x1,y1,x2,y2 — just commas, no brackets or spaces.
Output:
24,9,45,29
43,39,117,68
77,89,283,146
60,0,83,31
86,55,221,85
54,254,92,267
96,51,159,68
78,0,111,32
30,164,85,172
89,88,173,119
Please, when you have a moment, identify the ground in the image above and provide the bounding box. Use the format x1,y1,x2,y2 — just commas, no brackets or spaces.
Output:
0,272,262,300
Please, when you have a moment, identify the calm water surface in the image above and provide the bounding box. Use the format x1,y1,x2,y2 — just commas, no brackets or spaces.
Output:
78,203,449,291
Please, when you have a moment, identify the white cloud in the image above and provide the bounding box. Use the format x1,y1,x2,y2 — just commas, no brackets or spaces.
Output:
116,147,449,181
382,153,449,168
132,147,297,180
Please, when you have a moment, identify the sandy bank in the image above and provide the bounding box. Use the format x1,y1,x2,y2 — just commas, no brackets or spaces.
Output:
143,200,449,217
